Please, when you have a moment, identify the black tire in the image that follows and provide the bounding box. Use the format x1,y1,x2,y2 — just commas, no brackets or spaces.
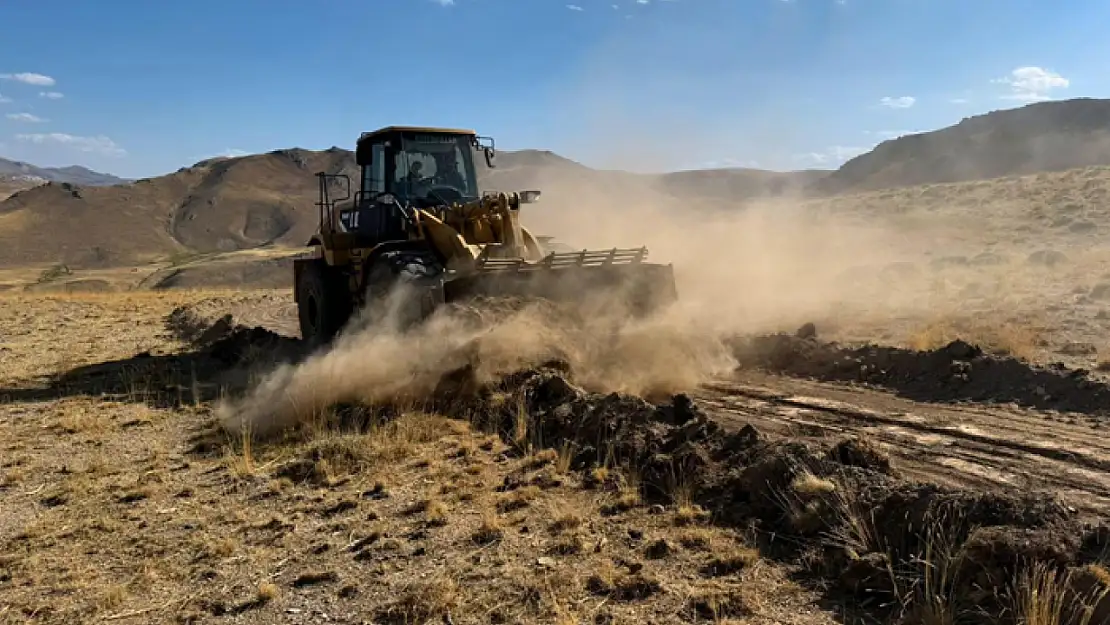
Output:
362,250,445,332
297,261,352,348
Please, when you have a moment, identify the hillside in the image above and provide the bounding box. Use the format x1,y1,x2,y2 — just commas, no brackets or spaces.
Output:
0,175,44,200
817,97,1110,192
0,146,818,269
0,148,356,268
0,156,127,186
5,97,1110,270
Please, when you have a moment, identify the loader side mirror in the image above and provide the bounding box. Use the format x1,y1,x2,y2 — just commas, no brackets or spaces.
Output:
474,135,496,169
519,190,541,204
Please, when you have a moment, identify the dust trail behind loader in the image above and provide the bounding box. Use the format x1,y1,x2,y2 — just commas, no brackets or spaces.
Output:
291,125,678,347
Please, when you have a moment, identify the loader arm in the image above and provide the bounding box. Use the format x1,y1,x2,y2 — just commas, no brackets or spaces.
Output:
415,209,482,273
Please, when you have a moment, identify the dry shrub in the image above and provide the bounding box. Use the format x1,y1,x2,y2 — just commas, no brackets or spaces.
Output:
425,499,449,525
378,577,460,624
256,581,279,602
472,508,503,545
906,316,1041,360
1011,562,1110,625
550,510,584,533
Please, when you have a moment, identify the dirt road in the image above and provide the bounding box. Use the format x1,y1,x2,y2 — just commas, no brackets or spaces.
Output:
695,373,1110,515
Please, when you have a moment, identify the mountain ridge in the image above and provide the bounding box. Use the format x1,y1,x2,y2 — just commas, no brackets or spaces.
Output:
0,156,128,187
5,97,1110,270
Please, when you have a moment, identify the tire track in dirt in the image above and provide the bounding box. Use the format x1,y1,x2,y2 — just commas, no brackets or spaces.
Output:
694,373,1110,515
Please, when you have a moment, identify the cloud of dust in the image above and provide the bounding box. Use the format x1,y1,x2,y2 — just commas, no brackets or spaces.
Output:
517,168,938,336
218,168,974,440
218,283,736,439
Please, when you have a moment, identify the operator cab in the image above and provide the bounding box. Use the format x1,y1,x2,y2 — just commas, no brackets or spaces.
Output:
340,126,493,241
356,126,493,206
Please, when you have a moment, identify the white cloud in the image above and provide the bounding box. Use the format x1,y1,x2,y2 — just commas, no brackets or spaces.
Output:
0,93,10,104
567,4,584,10
949,97,969,104
431,0,454,5
795,145,867,167
16,133,126,157
992,66,1069,102
39,91,63,99
866,129,917,141
0,73,56,87
697,157,763,170
7,113,47,123
878,96,915,109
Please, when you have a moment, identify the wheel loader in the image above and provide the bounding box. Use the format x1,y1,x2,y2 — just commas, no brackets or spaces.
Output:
293,125,677,346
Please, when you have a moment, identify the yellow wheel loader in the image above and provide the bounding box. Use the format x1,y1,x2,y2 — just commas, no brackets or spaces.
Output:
293,126,677,346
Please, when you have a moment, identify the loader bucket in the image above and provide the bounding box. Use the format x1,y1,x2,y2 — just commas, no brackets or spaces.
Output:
442,247,678,317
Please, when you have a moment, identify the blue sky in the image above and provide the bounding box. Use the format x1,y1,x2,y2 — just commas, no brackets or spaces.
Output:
1,0,1107,179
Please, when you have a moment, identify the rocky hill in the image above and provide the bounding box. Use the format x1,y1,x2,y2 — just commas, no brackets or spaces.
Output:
0,176,44,200
816,97,1110,192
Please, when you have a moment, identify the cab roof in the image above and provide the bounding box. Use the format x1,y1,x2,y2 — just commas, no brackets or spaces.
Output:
357,126,477,144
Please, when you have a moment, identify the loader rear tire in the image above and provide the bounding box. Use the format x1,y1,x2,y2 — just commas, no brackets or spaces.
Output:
297,261,351,349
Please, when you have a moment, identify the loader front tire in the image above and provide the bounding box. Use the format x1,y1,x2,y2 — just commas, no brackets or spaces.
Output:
297,261,351,349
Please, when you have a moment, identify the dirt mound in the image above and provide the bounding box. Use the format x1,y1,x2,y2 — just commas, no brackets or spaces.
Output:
165,304,305,367
456,365,1110,623
729,332,1110,415
164,293,299,339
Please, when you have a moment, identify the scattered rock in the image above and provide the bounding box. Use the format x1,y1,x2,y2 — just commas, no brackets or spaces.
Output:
292,571,339,588
1091,283,1110,301
1027,250,1068,267
644,539,673,560
1059,342,1098,357
970,252,1006,266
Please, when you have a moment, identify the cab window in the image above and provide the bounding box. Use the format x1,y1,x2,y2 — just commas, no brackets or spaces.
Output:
362,143,386,196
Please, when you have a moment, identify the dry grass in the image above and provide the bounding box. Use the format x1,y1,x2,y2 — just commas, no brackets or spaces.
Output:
0,290,835,625
1011,562,1110,625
